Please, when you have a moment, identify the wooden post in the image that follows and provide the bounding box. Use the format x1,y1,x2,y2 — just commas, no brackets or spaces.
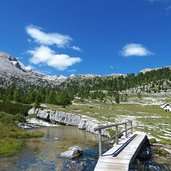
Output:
99,130,102,157
115,125,119,144
125,122,128,138
130,121,133,134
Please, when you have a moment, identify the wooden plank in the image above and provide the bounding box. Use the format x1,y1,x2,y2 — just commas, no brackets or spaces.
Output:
94,133,146,171
94,162,128,171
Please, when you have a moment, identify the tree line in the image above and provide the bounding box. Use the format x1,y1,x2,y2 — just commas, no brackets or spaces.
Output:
0,67,171,106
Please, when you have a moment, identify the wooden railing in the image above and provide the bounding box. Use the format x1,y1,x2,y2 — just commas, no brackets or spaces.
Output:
94,121,133,156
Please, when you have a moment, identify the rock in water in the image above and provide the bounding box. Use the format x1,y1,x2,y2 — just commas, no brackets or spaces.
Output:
60,146,83,159
64,161,86,171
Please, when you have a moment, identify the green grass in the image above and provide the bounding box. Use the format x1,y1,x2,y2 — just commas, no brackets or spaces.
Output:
149,138,157,144
0,138,23,155
26,114,37,119
159,138,171,146
108,128,116,137
0,112,44,156
46,100,171,145
155,147,170,157
46,102,169,120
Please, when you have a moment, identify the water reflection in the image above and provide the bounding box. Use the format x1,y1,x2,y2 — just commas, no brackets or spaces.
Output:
0,126,99,171
0,126,171,171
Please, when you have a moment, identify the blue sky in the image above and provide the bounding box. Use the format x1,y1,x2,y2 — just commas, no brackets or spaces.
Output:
0,0,171,76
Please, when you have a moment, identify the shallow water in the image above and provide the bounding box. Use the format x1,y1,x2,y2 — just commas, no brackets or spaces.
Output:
0,126,99,171
0,126,171,171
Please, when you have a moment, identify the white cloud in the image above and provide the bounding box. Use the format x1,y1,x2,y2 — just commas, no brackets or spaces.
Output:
71,46,82,52
26,25,82,71
120,43,154,57
28,46,82,71
26,25,72,48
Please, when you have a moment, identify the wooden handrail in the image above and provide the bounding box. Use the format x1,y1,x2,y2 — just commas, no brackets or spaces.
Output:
102,127,133,143
94,121,130,132
95,120,133,157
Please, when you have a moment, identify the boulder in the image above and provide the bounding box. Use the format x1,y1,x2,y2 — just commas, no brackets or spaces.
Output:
85,119,99,133
27,107,111,137
60,146,83,159
28,107,39,115
49,111,82,126
37,109,51,119
78,117,88,130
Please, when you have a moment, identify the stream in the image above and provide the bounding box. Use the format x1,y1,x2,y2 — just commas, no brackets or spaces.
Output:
0,125,171,171
0,126,99,171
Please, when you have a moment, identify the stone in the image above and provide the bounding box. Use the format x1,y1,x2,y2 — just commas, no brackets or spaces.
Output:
60,146,83,159
37,109,51,119
27,107,111,137
78,117,88,130
28,107,39,115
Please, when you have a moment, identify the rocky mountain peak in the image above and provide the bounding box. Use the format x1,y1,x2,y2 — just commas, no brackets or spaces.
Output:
0,51,67,87
0,51,28,73
0,51,12,59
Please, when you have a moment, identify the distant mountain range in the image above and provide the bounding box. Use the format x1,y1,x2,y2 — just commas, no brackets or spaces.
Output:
0,52,68,88
1,51,171,106
0,52,129,87
0,51,160,79
0,51,171,94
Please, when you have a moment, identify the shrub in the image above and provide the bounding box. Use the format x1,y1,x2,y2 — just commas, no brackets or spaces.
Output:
0,101,32,115
0,112,26,124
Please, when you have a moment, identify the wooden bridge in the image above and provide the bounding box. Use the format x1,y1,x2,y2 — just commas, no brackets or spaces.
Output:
94,121,147,171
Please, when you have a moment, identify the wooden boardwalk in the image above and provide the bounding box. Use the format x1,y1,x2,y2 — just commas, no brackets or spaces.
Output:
94,133,147,171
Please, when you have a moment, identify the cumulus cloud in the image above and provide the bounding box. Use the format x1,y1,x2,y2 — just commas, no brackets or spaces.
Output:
26,25,72,48
120,43,153,57
26,25,83,71
28,46,82,71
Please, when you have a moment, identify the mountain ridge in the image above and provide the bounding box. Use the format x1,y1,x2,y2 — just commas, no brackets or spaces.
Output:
0,51,171,95
1,51,170,79
0,51,171,105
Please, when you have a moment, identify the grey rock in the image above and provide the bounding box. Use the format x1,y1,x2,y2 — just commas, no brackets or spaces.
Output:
28,108,39,115
85,119,100,133
37,109,51,119
60,146,83,159
27,107,111,137
78,117,88,129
